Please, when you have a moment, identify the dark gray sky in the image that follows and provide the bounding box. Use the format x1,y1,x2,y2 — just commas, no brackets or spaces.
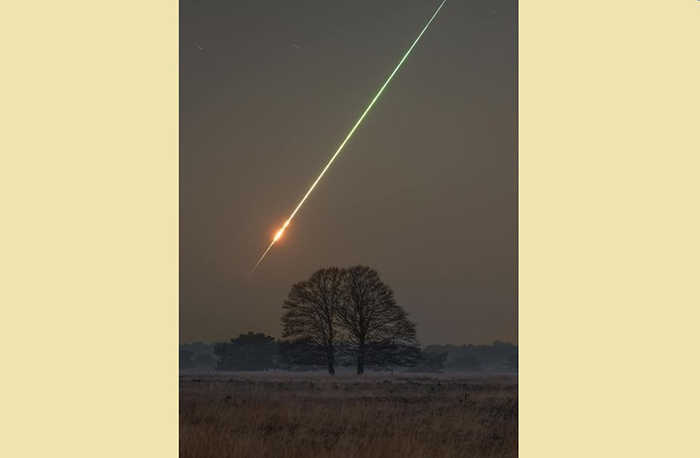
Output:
180,0,517,345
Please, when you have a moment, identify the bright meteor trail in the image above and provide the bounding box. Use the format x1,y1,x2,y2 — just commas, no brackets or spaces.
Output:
248,0,448,278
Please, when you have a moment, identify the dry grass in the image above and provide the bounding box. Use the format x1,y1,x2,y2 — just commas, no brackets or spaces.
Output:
180,372,517,458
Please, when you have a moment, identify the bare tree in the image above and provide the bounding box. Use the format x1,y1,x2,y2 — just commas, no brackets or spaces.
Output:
338,266,420,374
280,267,344,375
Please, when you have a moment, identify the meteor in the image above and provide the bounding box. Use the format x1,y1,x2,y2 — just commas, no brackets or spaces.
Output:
248,0,448,278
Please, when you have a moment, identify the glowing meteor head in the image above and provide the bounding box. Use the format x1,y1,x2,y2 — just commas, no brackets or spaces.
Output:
273,220,291,241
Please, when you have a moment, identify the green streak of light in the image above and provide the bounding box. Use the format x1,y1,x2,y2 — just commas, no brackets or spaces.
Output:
249,0,448,278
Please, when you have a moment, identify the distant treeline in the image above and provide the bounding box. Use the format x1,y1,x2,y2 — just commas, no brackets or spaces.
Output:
425,341,518,372
182,266,517,375
180,333,517,374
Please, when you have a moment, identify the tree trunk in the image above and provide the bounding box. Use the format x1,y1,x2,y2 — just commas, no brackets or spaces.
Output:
327,345,335,375
357,343,365,375
328,354,335,375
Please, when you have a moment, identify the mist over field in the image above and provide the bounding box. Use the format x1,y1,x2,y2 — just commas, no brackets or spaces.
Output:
180,337,518,374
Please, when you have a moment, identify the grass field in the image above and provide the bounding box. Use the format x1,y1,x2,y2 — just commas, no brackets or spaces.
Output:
180,372,517,458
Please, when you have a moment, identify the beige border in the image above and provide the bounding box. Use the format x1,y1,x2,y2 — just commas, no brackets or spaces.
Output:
1,1,178,457
2,0,699,456
520,0,700,456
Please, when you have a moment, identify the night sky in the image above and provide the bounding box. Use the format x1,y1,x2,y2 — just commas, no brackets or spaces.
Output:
180,0,517,345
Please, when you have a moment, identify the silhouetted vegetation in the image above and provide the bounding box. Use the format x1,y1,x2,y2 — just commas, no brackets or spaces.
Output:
214,332,279,371
448,355,483,372
506,353,518,372
276,340,327,371
181,338,517,374
407,350,448,373
281,267,344,374
338,266,420,374
280,266,420,375
179,342,215,370
180,269,517,374
426,340,518,372
179,349,194,370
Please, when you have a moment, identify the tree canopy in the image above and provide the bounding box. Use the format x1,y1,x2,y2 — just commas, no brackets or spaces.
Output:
281,267,344,374
280,265,420,375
